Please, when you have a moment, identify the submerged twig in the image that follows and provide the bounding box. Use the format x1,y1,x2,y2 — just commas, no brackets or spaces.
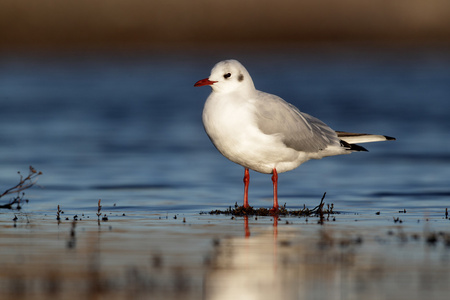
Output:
97,199,102,218
97,199,109,224
56,205,63,222
0,166,42,209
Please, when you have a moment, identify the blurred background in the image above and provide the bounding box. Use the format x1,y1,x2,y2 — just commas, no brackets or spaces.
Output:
0,0,449,211
0,0,450,51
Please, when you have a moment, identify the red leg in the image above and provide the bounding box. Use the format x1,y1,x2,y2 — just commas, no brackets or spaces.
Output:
271,168,279,211
243,168,250,208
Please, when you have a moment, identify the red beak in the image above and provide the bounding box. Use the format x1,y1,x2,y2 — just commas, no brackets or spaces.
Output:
194,78,217,87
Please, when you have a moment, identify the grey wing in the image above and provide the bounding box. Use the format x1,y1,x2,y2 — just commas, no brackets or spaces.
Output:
254,91,340,152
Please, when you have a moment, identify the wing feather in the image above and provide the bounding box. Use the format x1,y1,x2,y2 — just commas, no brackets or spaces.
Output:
253,91,339,152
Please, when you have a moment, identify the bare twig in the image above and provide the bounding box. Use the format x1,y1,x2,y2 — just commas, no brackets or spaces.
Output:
316,193,326,225
0,166,42,209
311,192,327,213
96,199,103,225
96,199,102,218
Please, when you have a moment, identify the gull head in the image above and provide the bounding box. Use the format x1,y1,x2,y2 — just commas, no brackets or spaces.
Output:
194,59,255,94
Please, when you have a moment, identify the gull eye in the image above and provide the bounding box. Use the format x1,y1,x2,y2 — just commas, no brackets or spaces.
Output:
223,73,231,79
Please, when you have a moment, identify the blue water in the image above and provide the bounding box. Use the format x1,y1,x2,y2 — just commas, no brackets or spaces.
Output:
0,47,449,216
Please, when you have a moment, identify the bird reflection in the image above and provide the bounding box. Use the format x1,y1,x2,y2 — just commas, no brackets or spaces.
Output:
242,215,278,239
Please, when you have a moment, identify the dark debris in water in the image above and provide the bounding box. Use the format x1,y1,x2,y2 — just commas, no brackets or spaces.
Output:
202,192,337,218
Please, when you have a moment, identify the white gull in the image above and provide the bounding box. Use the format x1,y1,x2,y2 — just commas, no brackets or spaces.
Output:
195,59,395,211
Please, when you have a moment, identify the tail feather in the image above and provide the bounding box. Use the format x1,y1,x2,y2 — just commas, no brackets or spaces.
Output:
336,131,396,144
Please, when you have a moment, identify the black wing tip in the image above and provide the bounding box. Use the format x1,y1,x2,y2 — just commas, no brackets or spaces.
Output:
340,140,369,152
384,135,396,141
351,144,369,152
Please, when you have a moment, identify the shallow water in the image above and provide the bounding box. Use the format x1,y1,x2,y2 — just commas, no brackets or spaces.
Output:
0,46,449,299
1,210,449,300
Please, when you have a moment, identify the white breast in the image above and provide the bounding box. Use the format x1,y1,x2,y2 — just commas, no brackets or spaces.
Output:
202,93,308,174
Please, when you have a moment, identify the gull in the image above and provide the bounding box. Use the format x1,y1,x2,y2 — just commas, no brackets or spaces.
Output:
195,59,395,211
